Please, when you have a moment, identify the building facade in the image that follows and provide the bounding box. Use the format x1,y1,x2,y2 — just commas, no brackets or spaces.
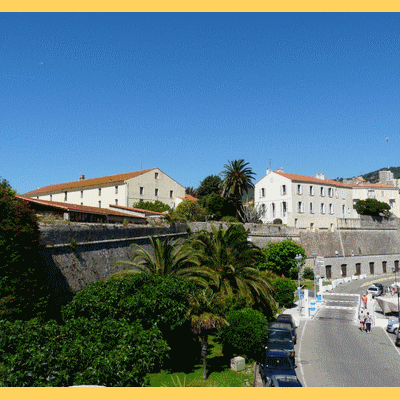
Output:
255,168,399,230
24,168,186,210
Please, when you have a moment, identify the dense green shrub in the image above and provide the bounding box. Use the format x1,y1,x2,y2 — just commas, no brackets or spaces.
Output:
303,267,314,280
220,215,238,223
272,277,297,308
0,179,51,321
62,274,197,331
260,239,306,277
0,317,168,386
201,193,236,220
173,199,207,222
217,308,267,360
354,198,391,217
132,200,171,213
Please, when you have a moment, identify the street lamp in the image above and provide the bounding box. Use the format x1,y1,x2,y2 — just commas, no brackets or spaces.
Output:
393,267,400,322
312,252,318,300
295,254,303,316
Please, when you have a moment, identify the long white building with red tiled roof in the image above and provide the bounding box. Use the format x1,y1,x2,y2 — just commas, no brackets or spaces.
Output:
255,168,400,230
23,168,185,211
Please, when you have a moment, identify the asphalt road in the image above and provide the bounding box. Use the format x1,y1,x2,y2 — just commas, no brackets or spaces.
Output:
296,275,400,387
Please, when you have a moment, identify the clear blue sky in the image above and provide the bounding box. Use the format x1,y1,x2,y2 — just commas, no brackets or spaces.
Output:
2,13,399,195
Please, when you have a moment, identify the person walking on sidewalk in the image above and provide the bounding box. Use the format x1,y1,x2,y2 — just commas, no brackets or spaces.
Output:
365,312,373,333
362,293,368,309
359,310,365,331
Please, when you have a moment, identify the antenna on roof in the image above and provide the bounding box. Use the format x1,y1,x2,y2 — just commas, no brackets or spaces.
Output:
267,159,273,170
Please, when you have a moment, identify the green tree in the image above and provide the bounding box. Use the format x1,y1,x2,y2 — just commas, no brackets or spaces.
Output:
196,175,222,199
188,288,228,380
220,159,256,219
260,239,307,278
0,182,51,321
354,198,391,217
217,308,267,360
174,199,207,221
190,225,275,310
185,186,197,197
132,200,171,213
271,276,297,308
201,192,236,220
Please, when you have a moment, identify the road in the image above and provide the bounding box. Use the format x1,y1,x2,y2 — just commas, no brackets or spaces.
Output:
297,276,400,386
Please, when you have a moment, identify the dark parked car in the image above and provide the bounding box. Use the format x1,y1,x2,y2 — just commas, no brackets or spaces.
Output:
264,328,295,365
276,313,297,328
269,321,297,344
264,374,303,387
259,350,299,387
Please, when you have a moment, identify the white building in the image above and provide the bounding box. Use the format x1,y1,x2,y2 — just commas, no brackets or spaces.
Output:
254,168,399,231
24,168,185,210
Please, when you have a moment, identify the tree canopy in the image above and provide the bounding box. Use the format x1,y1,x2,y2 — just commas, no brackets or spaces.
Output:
354,198,391,217
196,175,222,199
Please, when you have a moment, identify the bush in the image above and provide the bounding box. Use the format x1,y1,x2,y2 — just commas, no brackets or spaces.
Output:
272,277,297,308
0,317,169,386
218,308,268,360
132,200,171,213
273,219,282,224
0,179,51,321
220,216,238,223
354,198,391,217
202,193,236,220
174,199,207,222
303,267,314,280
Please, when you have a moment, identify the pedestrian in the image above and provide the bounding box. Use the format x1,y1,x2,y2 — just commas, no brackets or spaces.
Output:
359,310,365,331
365,312,373,333
362,293,368,309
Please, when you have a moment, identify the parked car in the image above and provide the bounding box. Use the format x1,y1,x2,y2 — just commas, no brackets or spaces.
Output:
259,350,298,387
372,282,384,291
269,321,297,344
264,374,303,387
276,313,298,328
396,330,400,347
386,319,400,334
367,285,382,298
264,328,295,365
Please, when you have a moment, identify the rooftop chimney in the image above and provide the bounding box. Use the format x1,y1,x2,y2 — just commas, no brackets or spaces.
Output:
79,174,85,181
277,167,283,172
266,168,271,175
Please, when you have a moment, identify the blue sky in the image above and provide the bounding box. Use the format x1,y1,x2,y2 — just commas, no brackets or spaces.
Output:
1,13,399,194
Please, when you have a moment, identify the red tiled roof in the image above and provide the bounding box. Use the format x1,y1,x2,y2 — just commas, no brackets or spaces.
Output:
16,196,146,219
274,171,348,187
109,204,164,215
23,168,156,197
274,171,398,190
182,194,198,201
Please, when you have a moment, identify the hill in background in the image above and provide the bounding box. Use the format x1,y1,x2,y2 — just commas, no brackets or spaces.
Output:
361,167,400,183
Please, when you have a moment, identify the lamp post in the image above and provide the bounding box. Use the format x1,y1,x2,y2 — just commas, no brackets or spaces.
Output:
393,267,400,322
295,254,303,317
312,252,318,300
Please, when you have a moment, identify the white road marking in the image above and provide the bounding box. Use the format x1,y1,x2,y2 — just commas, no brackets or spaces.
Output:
298,319,308,387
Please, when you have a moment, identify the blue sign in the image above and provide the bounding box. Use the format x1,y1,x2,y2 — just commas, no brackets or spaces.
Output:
300,295,304,299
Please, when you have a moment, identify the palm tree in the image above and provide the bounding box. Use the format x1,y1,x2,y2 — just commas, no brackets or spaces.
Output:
112,236,212,287
188,288,229,380
190,225,275,310
185,186,197,197
220,159,256,219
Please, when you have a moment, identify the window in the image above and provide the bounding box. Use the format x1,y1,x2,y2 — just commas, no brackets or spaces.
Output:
261,188,265,197
329,204,334,214
64,191,67,201
320,187,325,197
341,264,347,277
309,185,314,196
281,185,287,195
297,184,303,195
81,191,83,198
336,189,339,198
140,187,144,195
282,202,287,216
98,201,101,208
115,199,118,205
310,223,315,232
271,203,276,218
320,203,326,214
297,202,304,213
170,190,173,198
155,172,159,179
382,261,387,274
261,204,266,217
342,190,346,199
326,265,332,279
115,186,118,194
155,188,159,197
310,202,314,214
395,260,399,273
356,263,361,275
98,188,101,196
328,188,333,198
50,194,52,201
342,205,346,217
369,262,374,275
